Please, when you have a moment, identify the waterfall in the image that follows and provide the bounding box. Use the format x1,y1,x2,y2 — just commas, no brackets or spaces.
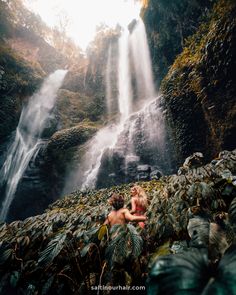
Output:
65,18,168,192
105,44,112,117
130,18,155,102
118,28,133,120
63,124,122,192
0,70,67,221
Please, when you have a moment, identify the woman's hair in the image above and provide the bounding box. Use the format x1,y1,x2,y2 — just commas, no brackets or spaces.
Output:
109,193,124,210
132,185,148,209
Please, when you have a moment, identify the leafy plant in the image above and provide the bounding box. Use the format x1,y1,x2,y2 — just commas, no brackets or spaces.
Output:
106,224,143,266
38,232,67,266
147,247,236,295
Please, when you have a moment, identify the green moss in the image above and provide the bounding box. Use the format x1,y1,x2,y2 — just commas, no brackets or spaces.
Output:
0,44,45,95
161,0,236,162
46,123,98,153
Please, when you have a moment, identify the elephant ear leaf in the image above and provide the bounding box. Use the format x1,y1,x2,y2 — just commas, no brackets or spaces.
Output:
203,246,236,295
127,224,143,257
187,216,210,248
147,249,209,295
228,197,236,226
105,225,127,266
38,233,67,266
0,243,14,265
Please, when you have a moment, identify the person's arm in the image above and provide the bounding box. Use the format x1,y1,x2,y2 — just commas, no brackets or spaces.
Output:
103,213,111,225
123,209,146,222
130,198,136,213
104,218,109,225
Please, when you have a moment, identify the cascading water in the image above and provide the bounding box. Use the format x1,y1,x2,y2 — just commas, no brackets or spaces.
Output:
0,70,67,221
130,18,155,102
118,28,133,120
105,44,112,117
63,124,122,193
65,18,169,192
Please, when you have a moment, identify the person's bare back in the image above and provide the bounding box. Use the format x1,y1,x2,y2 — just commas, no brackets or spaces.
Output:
104,194,146,227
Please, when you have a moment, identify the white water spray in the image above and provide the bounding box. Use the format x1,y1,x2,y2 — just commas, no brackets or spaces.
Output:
67,18,166,191
130,18,155,102
0,70,67,221
105,44,113,117
118,28,133,120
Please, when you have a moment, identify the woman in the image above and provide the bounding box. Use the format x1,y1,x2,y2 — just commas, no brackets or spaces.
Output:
130,185,148,228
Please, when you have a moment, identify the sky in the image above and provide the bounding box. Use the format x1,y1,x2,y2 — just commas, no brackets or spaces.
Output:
23,0,141,50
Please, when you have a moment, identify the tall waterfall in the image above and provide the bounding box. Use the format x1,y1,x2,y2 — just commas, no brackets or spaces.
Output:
130,19,155,102
105,44,113,117
0,70,67,221
118,28,133,120
65,18,169,192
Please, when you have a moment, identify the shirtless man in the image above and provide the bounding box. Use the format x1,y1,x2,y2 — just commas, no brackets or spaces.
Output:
104,193,146,227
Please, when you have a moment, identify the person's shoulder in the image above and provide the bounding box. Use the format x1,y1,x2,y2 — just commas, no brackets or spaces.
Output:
120,208,129,213
108,211,115,217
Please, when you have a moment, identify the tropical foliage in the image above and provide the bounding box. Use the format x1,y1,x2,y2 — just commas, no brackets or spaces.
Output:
0,149,235,294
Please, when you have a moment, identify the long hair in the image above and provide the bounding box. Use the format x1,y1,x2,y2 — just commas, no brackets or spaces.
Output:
133,185,148,209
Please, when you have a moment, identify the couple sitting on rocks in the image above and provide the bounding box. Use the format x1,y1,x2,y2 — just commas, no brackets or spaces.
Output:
104,185,148,228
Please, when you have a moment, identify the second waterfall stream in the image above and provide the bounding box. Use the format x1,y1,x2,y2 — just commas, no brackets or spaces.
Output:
0,70,67,221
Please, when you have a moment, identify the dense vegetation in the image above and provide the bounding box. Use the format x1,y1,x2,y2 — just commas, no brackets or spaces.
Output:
0,0,236,293
0,149,235,294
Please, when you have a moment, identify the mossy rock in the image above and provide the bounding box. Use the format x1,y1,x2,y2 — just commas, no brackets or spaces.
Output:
46,123,98,153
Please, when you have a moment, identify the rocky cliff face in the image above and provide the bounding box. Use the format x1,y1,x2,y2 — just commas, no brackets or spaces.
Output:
6,124,98,222
144,0,236,165
96,98,174,188
0,46,45,142
141,0,216,86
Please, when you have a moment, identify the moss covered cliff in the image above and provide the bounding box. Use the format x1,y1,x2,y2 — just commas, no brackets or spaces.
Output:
141,0,216,86
160,0,236,165
0,44,45,142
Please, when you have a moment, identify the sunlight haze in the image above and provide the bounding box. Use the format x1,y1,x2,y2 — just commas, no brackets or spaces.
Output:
24,0,141,50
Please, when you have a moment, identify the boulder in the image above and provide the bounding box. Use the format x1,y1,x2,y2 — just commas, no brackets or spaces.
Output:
183,152,204,169
137,164,151,181
150,169,163,180
46,124,98,153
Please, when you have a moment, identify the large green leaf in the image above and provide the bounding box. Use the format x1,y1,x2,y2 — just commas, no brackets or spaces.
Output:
0,242,14,265
41,275,55,295
127,224,143,257
147,247,236,295
147,249,209,295
10,271,20,287
80,243,97,258
38,232,67,266
105,224,143,267
228,197,236,225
